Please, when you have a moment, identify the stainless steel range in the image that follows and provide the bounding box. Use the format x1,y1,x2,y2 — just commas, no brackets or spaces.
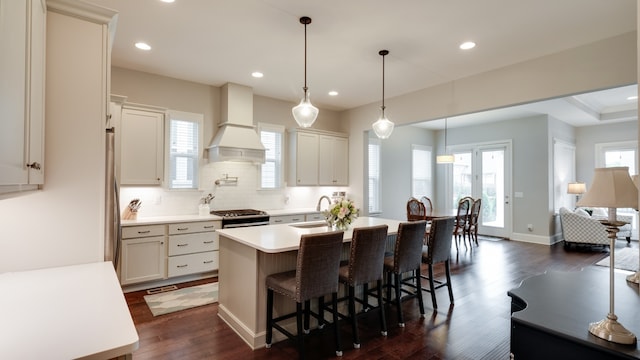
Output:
210,209,270,228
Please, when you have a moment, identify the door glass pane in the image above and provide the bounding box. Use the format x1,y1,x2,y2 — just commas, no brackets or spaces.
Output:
452,152,472,208
481,149,504,228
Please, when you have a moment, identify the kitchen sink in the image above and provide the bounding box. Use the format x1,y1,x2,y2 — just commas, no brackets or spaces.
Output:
289,221,330,229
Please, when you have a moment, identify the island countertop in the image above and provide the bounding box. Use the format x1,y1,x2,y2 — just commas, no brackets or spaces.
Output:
216,216,403,253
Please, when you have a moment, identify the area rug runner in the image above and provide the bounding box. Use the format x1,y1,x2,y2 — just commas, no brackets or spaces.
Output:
595,247,639,272
144,282,218,316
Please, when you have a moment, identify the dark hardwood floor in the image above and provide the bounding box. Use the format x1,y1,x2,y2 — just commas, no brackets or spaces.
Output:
124,238,637,359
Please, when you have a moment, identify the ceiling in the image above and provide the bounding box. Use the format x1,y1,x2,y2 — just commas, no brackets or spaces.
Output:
91,0,637,128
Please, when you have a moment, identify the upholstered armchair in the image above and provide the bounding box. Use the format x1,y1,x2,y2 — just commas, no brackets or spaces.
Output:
559,207,632,248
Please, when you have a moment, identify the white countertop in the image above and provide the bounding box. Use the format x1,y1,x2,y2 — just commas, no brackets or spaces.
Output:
217,216,403,253
121,208,321,226
0,262,139,359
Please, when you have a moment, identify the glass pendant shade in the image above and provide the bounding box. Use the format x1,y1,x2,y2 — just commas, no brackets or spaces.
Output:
436,154,455,164
373,107,394,139
292,91,318,128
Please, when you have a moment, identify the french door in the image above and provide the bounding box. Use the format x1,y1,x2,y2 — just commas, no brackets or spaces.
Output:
450,141,512,238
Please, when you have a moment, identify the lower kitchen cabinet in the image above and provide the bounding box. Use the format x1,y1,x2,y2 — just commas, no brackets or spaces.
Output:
167,221,220,277
120,225,166,285
269,214,306,225
120,219,221,286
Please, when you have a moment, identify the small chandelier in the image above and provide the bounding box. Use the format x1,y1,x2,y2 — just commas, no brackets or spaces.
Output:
436,118,455,164
292,16,318,128
372,49,394,139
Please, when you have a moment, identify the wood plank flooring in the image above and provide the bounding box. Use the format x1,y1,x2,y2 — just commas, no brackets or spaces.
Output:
124,238,638,359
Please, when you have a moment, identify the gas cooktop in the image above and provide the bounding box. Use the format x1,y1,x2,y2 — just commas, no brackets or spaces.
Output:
210,209,268,218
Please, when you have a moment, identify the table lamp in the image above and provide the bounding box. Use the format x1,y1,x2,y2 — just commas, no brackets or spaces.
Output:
567,181,586,204
577,167,637,345
627,174,640,284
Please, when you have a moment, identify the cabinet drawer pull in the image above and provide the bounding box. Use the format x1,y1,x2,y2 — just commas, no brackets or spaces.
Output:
137,230,151,234
204,225,215,229
292,218,301,221
177,264,188,268
203,241,214,244
203,260,213,264
177,227,189,231
177,243,188,247
274,219,283,223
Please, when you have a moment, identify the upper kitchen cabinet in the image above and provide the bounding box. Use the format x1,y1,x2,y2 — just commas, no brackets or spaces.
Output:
120,104,166,185
0,0,46,194
288,129,349,186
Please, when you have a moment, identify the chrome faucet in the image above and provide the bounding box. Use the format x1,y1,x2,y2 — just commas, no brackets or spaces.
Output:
316,195,332,211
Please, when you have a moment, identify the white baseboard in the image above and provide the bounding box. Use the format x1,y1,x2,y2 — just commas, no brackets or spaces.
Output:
510,232,556,245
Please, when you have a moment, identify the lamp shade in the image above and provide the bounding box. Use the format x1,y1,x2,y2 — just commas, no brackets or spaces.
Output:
576,167,638,209
436,154,455,164
292,91,318,128
567,182,586,195
372,110,394,139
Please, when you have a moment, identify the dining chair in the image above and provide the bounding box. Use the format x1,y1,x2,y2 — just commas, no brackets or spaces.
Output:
383,220,427,327
420,196,433,218
406,197,426,221
452,197,472,251
421,216,456,309
337,225,388,349
465,198,482,246
265,231,345,359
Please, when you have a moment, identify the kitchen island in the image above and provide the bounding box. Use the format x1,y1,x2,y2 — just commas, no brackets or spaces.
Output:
216,216,403,349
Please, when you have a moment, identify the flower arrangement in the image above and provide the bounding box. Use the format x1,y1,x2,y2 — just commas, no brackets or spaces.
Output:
323,199,359,230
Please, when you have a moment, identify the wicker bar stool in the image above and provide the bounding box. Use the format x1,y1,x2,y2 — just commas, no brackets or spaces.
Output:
337,225,389,349
421,216,456,309
265,231,345,359
383,220,427,327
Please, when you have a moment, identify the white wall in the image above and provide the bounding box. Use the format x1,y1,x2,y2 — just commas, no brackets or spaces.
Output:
0,5,114,272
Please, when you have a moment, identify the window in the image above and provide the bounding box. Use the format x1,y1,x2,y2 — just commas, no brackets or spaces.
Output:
368,137,381,213
596,141,637,173
259,123,284,189
167,110,203,189
411,145,432,199
553,139,576,212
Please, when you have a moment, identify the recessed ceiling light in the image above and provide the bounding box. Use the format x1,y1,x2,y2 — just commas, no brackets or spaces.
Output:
135,42,151,51
459,41,476,50
160,0,175,3
251,72,264,78
627,95,638,100
328,91,338,96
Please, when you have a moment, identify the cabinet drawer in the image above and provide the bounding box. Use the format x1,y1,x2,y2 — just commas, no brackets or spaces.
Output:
168,251,218,277
270,214,305,225
122,225,165,239
168,232,219,256
305,212,324,221
168,221,219,235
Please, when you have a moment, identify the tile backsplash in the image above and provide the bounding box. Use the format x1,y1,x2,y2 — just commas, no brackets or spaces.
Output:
119,162,348,217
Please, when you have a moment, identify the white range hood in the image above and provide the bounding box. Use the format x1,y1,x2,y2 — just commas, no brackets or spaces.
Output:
207,83,265,163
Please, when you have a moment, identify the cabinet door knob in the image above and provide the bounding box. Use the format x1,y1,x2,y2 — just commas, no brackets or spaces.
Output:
27,162,41,170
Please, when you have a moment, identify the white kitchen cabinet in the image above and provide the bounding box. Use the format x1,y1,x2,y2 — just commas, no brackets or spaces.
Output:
288,129,348,186
120,104,165,185
269,214,306,225
0,0,46,193
305,212,325,221
318,135,349,186
167,220,220,277
121,225,167,285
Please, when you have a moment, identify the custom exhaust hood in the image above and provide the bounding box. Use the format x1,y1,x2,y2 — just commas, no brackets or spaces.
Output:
207,83,266,163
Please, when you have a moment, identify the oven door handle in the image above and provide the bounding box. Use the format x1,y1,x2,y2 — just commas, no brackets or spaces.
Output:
223,221,270,228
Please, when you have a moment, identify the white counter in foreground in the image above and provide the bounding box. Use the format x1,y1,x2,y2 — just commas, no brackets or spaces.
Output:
216,216,402,349
0,262,139,359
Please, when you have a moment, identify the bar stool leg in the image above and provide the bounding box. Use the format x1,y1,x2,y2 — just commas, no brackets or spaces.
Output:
415,269,425,316
377,279,387,336
332,292,343,356
428,264,438,309
296,302,304,358
445,260,454,304
266,289,274,348
317,295,326,329
348,286,360,348
362,283,370,311
303,300,311,334
394,273,405,327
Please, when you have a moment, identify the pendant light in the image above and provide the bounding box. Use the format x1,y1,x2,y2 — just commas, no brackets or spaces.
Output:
292,16,318,128
436,118,455,164
372,49,394,139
